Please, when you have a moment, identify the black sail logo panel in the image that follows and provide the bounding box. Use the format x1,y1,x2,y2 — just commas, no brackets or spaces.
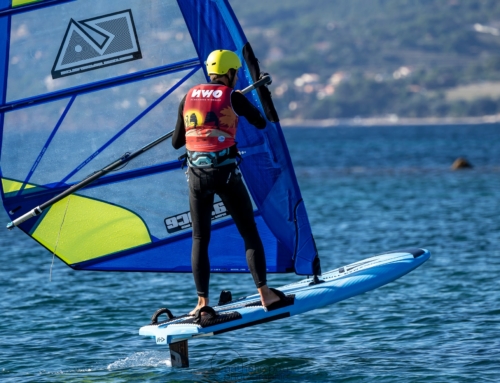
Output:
51,9,142,79
164,202,229,234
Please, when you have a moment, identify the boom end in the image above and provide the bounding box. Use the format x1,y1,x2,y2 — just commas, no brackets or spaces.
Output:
6,222,15,230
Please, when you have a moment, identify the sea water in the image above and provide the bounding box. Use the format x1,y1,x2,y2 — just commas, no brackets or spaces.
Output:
1,124,499,382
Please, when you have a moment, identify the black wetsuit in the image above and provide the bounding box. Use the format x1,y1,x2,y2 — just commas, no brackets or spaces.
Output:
172,80,267,298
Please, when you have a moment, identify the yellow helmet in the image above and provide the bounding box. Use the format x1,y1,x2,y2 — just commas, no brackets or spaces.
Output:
206,50,242,75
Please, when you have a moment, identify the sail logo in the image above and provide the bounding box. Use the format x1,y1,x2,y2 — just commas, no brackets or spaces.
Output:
51,9,142,79
191,89,224,98
164,202,228,234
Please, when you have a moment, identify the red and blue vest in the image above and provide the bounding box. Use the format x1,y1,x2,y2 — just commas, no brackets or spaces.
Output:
183,84,239,152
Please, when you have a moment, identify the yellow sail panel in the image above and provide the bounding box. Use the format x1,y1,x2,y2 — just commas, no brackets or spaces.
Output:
2,178,37,194
32,195,152,265
12,0,42,7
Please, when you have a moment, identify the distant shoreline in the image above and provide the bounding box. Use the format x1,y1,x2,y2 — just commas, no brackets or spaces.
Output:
280,115,500,127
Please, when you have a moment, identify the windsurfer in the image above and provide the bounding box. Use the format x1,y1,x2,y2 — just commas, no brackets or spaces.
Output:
172,49,280,315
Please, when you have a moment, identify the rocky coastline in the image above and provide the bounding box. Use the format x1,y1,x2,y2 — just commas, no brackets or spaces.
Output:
280,114,500,127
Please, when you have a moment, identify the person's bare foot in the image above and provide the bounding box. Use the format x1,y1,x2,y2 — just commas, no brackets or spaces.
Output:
258,285,280,307
189,296,209,316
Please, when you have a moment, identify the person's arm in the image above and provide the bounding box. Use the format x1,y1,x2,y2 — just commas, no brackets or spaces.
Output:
172,95,187,149
231,91,267,129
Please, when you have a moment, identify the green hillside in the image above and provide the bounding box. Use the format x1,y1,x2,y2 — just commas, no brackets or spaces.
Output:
230,0,500,119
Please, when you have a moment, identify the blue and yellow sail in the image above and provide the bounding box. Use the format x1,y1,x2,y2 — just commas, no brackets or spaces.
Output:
12,0,42,6
0,0,318,275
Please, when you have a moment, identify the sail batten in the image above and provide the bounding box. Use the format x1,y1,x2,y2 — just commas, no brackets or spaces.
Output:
0,58,201,113
1,0,318,275
7,159,185,205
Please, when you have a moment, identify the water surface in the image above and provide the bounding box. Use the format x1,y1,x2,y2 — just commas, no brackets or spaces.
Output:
1,125,499,382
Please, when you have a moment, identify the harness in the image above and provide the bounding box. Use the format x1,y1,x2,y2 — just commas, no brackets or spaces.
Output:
187,147,237,168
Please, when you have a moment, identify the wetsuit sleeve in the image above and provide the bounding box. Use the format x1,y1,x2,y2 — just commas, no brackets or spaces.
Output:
172,94,187,149
231,91,267,129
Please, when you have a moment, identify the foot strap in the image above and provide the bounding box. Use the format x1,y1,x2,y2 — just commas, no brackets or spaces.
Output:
218,290,233,306
193,305,217,323
264,288,295,312
151,308,175,325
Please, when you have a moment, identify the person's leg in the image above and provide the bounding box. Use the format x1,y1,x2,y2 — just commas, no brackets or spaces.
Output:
217,166,280,307
189,168,215,314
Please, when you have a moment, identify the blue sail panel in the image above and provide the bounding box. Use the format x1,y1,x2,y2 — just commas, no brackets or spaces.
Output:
178,0,318,274
0,0,317,275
